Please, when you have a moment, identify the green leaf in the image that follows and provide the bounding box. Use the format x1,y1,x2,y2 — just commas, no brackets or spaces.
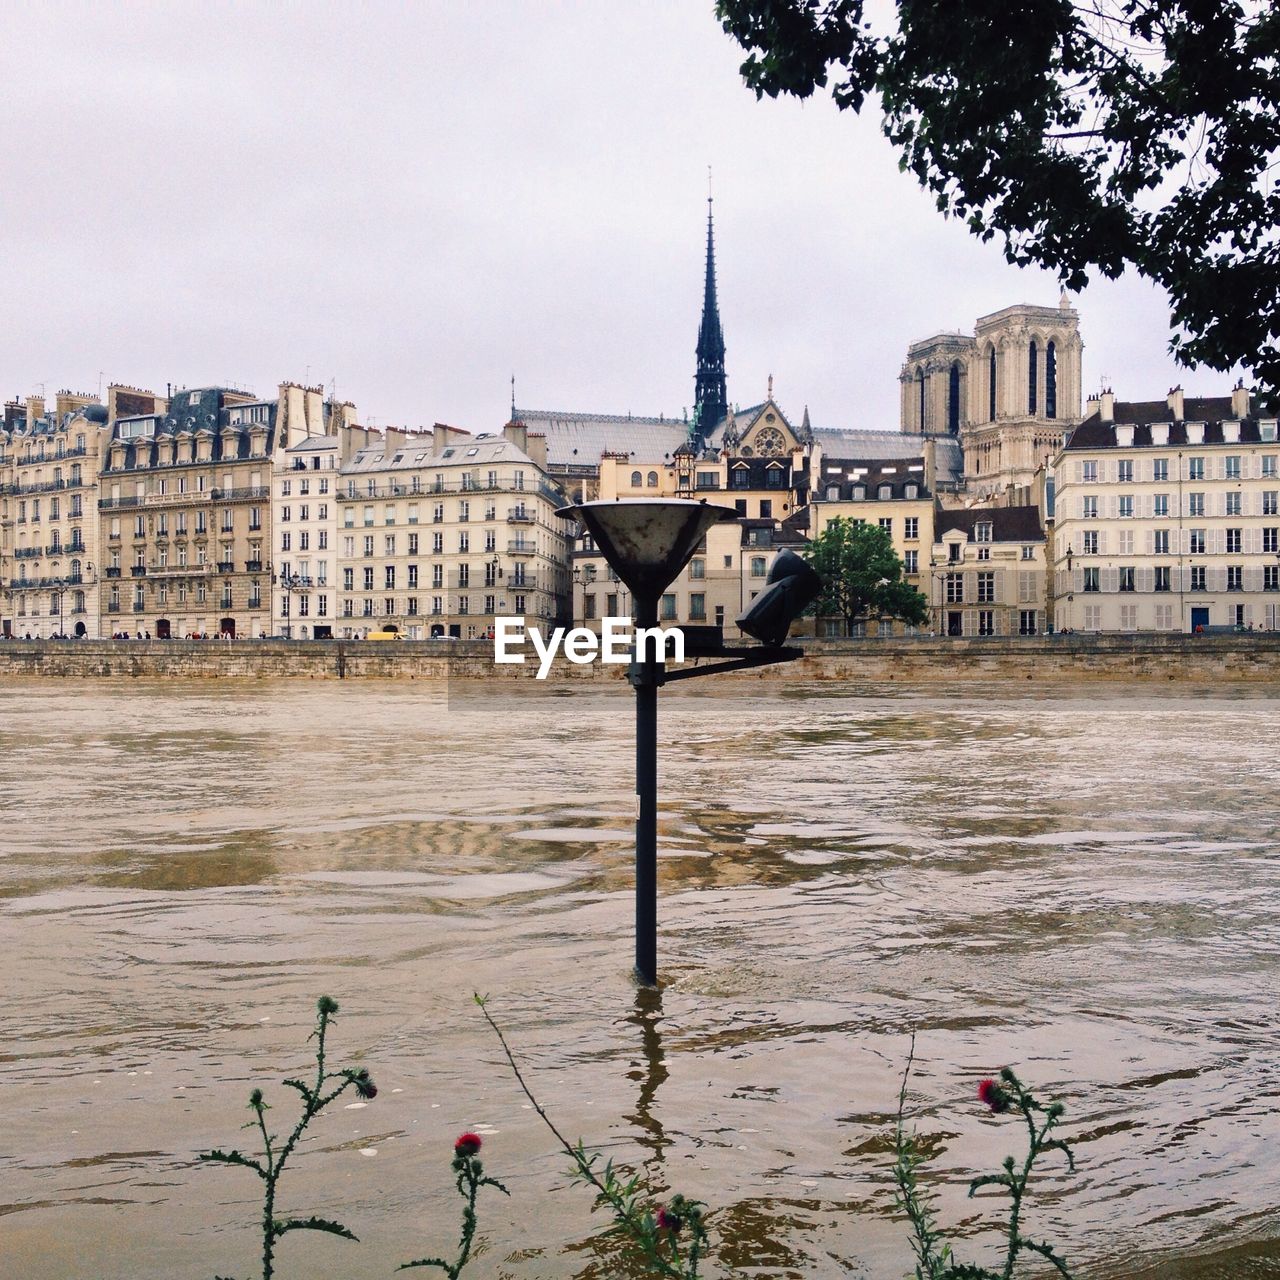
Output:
273,1215,358,1241
198,1149,266,1178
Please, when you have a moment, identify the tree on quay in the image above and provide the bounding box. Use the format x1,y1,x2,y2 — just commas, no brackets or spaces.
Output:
716,0,1280,396
804,517,928,635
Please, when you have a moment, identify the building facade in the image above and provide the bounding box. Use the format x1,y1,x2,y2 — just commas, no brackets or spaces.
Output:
1,391,105,639
929,507,1047,637
336,422,571,639
1052,387,1280,632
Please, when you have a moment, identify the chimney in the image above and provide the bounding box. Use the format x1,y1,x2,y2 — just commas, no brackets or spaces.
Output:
524,430,547,469
503,419,528,453
1167,385,1184,421
1099,390,1114,423
432,422,469,452
383,427,409,452
921,436,936,494
26,395,45,426
1085,393,1100,418
1231,380,1250,419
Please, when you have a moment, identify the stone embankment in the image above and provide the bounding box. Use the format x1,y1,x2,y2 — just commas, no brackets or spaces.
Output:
0,634,1276,681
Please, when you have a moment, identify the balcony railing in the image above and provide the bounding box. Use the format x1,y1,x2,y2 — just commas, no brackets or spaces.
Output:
508,540,536,554
130,566,147,577
210,486,269,502
506,512,534,524
216,561,235,573
105,567,122,578
14,548,40,560
107,603,121,613
99,496,142,510
132,602,145,612
245,559,263,572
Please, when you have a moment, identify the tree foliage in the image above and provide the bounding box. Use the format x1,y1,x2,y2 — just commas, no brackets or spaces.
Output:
804,517,928,633
716,0,1280,393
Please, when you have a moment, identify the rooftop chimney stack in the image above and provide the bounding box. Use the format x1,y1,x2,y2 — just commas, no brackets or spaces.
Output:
1100,390,1115,423
1167,386,1184,421
1231,380,1251,419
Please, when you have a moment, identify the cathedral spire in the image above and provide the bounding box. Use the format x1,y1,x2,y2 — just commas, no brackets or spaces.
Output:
694,190,727,445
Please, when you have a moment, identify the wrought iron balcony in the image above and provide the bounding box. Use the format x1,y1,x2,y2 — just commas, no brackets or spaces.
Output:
105,567,122,578
506,511,534,524
508,540,536,554
130,565,147,577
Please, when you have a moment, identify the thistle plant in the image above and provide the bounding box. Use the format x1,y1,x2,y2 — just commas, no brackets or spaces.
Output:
893,1040,1076,1280
476,993,710,1278
199,995,377,1280
399,1131,509,1277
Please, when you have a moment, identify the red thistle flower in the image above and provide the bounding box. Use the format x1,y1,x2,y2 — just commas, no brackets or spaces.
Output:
454,1132,483,1157
657,1206,682,1234
978,1078,1010,1113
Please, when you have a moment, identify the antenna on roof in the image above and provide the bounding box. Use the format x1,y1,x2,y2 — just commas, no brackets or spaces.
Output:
510,373,516,421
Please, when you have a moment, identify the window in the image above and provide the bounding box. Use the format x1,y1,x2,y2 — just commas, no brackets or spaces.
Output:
1154,567,1171,591
695,470,720,489
1020,544,1035,560
977,547,991,561
1191,566,1206,591
458,531,469,552
1261,454,1277,477
1264,527,1278,553
1028,339,1037,414
905,517,919,540
343,568,354,590
1188,457,1204,480
1226,492,1242,516
1118,496,1134,518
1265,565,1279,591
1084,567,1100,592
948,542,962,563
583,593,597,620
281,531,291,551
751,556,767,577
689,593,706,620
903,551,918,574
879,517,893,534
1154,494,1169,517
458,564,470,588
1190,529,1206,554
1188,493,1205,516
363,567,375,590
690,558,705,579
1119,566,1135,592
432,532,444,554
760,500,773,518
1153,458,1169,481
384,534,396,556
977,572,995,603
1082,531,1098,554
385,566,396,589
1117,460,1133,482
1225,455,1241,479
407,564,418,588
975,522,992,543
1264,491,1278,515
1083,496,1098,519
730,468,750,490
1226,528,1242,553
1082,461,1098,483
978,610,995,636
459,500,470,522
1154,530,1170,555
945,572,963,603
661,593,677,621
647,471,659,488
1228,566,1243,591
363,505,374,526
363,535,374,557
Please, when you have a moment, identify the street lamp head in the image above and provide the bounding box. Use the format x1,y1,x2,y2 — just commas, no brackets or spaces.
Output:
556,499,738,603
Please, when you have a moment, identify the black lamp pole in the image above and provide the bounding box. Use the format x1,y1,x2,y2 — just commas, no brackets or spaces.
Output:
631,589,660,984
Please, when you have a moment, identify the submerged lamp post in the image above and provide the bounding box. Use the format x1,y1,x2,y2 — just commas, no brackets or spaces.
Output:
557,498,821,985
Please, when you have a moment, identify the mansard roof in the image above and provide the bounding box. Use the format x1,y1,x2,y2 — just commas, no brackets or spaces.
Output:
818,455,930,500
1065,398,1267,449
936,505,1043,542
513,407,691,468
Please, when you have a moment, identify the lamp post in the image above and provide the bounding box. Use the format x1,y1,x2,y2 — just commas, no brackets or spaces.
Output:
277,571,303,638
556,499,819,986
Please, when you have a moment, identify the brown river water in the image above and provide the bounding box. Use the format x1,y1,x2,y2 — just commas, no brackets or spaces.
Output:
0,679,1277,1279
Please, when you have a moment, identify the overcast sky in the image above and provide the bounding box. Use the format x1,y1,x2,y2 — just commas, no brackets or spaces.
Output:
1,3,1233,434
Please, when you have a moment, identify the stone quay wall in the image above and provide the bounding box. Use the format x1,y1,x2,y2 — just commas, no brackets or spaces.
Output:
0,634,1275,682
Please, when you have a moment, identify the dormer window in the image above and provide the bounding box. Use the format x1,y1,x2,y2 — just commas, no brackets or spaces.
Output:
878,484,892,500
852,485,866,501
826,485,840,500
904,484,918,499
948,542,962,563
975,521,993,543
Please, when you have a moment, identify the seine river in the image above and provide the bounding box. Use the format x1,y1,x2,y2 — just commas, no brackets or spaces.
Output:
1,679,1277,1279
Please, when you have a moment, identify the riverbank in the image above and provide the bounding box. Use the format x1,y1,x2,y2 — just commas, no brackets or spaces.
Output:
0,632,1276,681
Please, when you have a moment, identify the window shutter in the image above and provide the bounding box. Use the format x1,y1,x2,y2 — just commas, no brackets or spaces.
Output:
1144,530,1154,555
1098,530,1109,555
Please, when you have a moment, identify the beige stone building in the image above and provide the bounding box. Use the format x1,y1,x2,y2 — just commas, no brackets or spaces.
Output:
1052,386,1279,633
927,506,1047,636
97,382,339,639
901,299,1082,505
336,421,571,639
1,391,106,639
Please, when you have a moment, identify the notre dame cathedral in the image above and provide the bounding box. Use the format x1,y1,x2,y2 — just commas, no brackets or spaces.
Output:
899,297,1083,507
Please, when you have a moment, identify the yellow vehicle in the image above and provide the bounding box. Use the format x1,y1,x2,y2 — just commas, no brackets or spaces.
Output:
366,626,402,642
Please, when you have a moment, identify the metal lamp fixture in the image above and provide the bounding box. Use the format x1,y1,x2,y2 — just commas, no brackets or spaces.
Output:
556,498,812,987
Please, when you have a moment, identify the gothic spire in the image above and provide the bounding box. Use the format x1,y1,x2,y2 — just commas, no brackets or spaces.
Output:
694,192,727,445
